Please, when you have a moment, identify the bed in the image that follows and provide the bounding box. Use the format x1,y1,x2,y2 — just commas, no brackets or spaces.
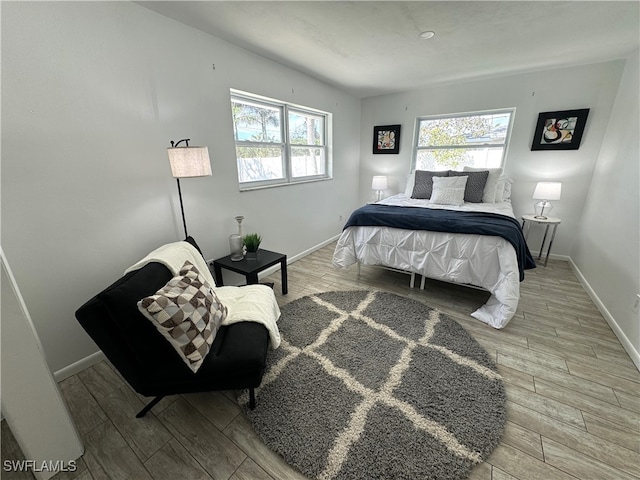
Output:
333,170,536,329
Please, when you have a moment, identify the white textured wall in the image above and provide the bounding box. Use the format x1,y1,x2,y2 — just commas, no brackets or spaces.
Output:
571,50,640,366
1,2,361,373
359,61,625,257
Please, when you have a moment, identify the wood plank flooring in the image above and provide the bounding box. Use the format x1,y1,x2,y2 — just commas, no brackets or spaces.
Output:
2,242,638,480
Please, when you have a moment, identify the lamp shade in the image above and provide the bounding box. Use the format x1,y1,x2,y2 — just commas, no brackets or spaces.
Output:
371,175,388,191
167,146,212,178
532,182,561,200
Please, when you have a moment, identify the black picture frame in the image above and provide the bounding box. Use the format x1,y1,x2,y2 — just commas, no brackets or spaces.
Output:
531,108,590,151
373,124,401,154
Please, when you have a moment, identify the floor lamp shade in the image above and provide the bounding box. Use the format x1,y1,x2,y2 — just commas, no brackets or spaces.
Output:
167,142,212,238
168,146,212,178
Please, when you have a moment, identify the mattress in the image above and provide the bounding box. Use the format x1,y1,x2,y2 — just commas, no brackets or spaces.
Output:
333,194,524,329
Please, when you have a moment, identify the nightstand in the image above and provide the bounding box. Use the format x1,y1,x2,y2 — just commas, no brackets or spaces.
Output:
521,214,561,267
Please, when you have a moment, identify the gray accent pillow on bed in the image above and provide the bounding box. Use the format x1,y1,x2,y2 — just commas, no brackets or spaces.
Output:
449,170,489,203
464,166,504,202
411,170,449,199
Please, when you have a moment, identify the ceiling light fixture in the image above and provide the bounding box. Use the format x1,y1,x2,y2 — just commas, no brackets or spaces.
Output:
419,31,435,40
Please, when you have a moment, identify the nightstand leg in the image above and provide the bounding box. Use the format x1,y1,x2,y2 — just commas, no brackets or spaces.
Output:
213,264,224,286
544,224,559,267
538,225,550,261
280,258,288,295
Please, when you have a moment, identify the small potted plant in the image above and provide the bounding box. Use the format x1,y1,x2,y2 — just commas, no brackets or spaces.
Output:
243,233,262,261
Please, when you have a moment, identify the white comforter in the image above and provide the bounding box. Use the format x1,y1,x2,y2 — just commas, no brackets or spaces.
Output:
333,194,521,329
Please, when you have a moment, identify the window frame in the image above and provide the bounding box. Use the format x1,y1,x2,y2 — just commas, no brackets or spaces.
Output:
230,89,331,190
411,108,515,172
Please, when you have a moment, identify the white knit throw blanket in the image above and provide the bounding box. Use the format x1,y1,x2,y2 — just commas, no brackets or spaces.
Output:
125,241,281,348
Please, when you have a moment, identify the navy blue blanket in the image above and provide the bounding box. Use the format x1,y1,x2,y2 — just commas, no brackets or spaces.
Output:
344,204,536,280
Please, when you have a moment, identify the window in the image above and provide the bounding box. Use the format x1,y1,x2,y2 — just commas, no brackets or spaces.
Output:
230,90,331,189
412,109,514,171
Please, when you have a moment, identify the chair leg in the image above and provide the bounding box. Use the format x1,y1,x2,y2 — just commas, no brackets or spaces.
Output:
136,395,165,418
249,388,256,410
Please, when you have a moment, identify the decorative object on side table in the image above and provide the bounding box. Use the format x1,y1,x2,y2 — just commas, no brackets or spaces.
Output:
243,233,262,261
531,109,589,150
532,181,562,219
372,124,401,154
167,138,212,238
229,215,245,261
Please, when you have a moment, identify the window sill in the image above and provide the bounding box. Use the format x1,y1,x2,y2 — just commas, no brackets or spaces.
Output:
239,176,332,192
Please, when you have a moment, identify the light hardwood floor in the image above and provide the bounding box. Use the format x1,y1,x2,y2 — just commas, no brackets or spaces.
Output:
2,242,639,480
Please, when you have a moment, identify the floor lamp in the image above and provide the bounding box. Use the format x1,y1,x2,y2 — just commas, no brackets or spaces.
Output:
167,139,212,238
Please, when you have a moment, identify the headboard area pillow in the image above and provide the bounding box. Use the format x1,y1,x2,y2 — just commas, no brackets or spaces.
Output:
410,170,450,199
449,170,489,203
501,177,514,201
463,166,503,203
430,175,468,206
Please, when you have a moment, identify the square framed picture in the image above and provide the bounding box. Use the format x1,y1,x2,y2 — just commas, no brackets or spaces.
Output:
531,109,590,150
373,124,401,154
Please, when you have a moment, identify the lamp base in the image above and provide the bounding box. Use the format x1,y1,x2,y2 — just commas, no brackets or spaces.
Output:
534,200,553,219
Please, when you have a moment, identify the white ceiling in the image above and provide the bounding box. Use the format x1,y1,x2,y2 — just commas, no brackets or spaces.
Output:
137,1,640,98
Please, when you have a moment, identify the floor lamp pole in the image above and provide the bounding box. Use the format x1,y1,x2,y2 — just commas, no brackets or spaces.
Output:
176,178,188,238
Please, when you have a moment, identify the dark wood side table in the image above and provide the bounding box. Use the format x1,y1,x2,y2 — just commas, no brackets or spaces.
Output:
212,249,288,295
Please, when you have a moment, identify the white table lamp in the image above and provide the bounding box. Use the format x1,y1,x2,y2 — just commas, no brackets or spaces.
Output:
532,182,561,219
372,175,388,201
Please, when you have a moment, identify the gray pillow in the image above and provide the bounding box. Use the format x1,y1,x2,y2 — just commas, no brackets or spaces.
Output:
449,170,489,203
411,170,449,199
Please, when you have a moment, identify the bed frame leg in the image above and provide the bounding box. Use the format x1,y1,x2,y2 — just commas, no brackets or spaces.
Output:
420,276,426,290
410,272,415,288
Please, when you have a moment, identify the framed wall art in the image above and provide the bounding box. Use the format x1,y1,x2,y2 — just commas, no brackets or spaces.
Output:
531,108,590,151
373,124,401,154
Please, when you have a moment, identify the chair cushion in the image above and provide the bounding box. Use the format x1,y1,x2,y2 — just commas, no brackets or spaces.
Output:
138,261,226,373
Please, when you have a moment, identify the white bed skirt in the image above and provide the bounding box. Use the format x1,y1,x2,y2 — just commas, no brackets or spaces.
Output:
332,226,521,329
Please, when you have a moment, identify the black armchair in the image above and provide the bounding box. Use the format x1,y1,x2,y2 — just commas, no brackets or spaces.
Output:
75,239,271,418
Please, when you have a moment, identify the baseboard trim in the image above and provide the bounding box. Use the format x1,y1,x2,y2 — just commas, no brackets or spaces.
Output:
257,234,341,280
568,258,640,371
54,351,105,382
528,251,570,263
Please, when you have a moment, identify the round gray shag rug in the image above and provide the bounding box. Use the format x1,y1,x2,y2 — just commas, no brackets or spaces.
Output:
239,290,506,480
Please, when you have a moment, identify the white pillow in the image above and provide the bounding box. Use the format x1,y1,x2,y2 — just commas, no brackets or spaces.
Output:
463,166,503,203
430,176,467,206
495,177,506,202
404,171,416,196
502,177,514,201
